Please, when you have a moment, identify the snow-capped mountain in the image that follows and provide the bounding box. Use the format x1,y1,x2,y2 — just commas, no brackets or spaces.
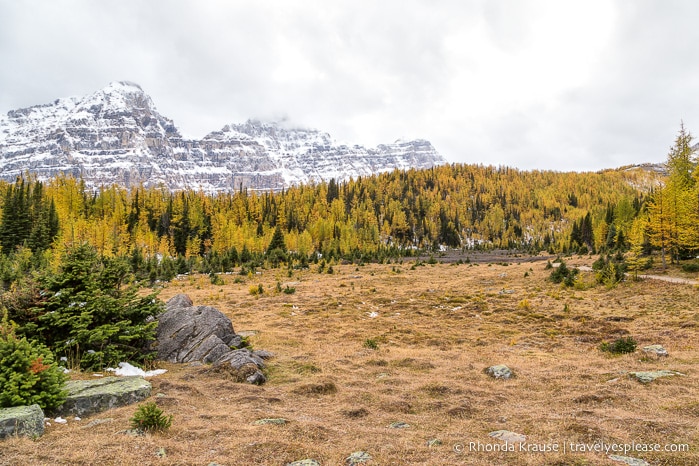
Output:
0,82,446,191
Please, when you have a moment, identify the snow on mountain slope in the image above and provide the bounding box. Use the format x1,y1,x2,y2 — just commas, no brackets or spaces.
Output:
0,82,446,192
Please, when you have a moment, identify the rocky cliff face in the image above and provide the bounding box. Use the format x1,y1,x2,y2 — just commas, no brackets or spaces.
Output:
0,82,446,192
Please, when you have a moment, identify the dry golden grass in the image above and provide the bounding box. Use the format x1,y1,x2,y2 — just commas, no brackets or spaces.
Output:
2,258,699,465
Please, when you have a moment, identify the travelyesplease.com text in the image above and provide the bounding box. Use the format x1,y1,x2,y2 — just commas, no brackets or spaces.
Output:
454,441,690,455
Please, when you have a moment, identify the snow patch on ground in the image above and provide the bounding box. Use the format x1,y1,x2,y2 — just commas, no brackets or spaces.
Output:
105,362,167,377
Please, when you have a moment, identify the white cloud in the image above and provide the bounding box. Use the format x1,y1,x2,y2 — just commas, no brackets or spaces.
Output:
0,0,698,171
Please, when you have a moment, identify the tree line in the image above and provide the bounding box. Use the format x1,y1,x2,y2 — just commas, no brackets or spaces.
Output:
0,160,666,283
633,124,699,269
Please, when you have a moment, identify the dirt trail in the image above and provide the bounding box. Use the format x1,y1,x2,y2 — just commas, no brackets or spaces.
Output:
575,265,699,286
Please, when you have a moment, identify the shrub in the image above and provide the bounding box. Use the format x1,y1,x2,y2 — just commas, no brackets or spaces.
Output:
594,255,626,288
681,262,699,273
209,272,224,286
292,381,338,395
591,256,606,271
130,402,172,433
600,337,637,354
267,247,287,268
0,319,67,409
7,244,162,371
364,338,379,350
517,299,532,311
549,260,579,287
249,284,264,296
282,285,296,295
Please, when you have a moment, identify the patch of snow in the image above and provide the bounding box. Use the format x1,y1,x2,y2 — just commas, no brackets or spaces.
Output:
105,361,167,377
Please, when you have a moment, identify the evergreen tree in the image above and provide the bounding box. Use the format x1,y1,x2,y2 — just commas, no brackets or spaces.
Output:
172,195,190,256
0,179,31,254
13,244,162,370
0,316,67,409
266,226,287,254
327,178,340,203
605,223,617,250
581,212,594,251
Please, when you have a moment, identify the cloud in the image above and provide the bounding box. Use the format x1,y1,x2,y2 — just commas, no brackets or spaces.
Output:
1,0,699,170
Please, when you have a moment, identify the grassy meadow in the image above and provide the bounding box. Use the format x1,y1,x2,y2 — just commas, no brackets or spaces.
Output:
2,256,698,465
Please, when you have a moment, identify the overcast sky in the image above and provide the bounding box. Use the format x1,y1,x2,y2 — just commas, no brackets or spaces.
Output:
1,0,698,171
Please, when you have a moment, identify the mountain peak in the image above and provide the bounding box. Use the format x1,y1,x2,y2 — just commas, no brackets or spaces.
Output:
0,84,446,192
81,81,154,112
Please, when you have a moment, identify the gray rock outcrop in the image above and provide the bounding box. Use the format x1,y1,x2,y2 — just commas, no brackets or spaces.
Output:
53,376,151,417
0,404,45,439
156,294,269,384
642,345,669,357
629,370,684,384
157,295,244,363
287,460,321,466
489,429,526,443
345,451,373,465
609,455,650,466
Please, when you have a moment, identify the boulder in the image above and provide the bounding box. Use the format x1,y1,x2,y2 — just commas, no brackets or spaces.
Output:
53,376,151,417
345,451,373,465
489,430,526,443
156,294,244,363
485,364,514,379
609,455,650,466
0,404,45,439
387,421,410,429
253,418,288,425
642,345,669,357
629,370,684,384
218,348,266,368
156,294,269,384
205,348,267,384
165,293,193,309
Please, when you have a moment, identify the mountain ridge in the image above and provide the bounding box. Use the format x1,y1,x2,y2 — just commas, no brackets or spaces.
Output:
0,82,446,192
